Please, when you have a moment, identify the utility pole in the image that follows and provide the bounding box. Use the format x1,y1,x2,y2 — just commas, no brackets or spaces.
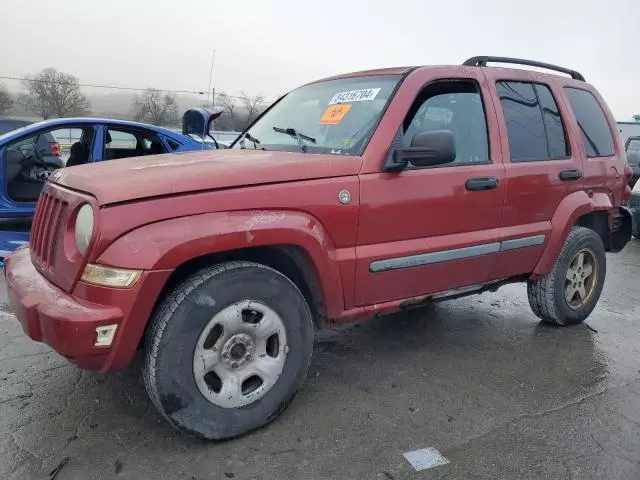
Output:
207,50,216,107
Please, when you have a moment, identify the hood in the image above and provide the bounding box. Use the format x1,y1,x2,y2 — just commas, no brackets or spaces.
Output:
51,149,361,205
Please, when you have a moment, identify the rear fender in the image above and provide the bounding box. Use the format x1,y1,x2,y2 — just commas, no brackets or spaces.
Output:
608,206,632,253
95,210,345,318
532,191,613,275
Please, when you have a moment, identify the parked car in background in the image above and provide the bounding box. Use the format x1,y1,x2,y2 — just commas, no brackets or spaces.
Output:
0,119,31,135
4,56,633,440
0,109,223,259
625,136,640,188
630,178,640,238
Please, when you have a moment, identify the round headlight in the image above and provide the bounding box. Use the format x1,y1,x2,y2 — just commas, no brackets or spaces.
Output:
75,204,94,254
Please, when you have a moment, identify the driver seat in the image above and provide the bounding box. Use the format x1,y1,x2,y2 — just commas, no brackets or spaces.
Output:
66,142,88,167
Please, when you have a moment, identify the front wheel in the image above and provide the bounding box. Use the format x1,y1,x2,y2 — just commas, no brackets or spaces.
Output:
527,227,606,326
143,261,314,440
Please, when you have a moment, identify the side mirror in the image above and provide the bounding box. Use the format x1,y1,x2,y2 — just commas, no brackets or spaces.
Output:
392,130,456,168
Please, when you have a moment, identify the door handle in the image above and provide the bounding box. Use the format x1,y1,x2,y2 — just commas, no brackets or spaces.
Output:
465,177,499,191
559,169,582,181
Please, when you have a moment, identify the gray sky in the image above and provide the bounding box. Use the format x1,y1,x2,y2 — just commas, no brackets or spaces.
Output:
1,0,639,119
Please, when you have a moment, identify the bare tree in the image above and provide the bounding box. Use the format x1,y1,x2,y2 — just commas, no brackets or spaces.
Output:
22,68,90,119
218,93,236,117
240,92,266,125
213,93,240,131
0,83,13,116
133,89,179,126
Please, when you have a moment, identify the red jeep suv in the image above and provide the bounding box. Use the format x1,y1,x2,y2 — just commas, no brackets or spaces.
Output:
5,56,633,440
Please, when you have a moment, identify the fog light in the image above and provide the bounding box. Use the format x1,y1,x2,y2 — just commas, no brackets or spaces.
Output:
81,264,142,288
95,324,118,347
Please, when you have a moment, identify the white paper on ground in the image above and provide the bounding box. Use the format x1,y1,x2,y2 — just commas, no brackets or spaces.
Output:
402,447,449,471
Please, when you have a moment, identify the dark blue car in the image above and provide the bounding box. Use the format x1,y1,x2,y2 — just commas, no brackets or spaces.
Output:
0,109,223,259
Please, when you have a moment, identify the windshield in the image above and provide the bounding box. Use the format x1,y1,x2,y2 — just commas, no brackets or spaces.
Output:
626,138,640,166
232,75,401,155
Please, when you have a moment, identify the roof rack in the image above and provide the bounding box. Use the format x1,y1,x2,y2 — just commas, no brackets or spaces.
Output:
463,56,585,82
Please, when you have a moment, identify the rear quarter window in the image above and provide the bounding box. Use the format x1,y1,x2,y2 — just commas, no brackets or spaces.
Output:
167,138,181,150
563,88,615,157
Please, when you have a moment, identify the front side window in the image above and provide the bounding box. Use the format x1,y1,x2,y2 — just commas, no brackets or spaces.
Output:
232,75,401,156
3,128,72,203
564,87,615,157
402,80,489,165
497,81,568,162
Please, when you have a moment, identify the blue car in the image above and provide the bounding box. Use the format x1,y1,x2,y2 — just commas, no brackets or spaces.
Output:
0,109,222,260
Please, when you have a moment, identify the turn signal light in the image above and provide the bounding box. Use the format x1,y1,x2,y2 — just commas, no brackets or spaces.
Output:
81,264,142,288
95,324,118,347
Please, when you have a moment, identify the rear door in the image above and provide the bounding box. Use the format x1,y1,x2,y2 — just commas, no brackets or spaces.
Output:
480,69,583,279
354,69,506,307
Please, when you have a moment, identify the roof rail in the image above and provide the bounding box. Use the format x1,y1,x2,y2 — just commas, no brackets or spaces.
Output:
463,56,585,82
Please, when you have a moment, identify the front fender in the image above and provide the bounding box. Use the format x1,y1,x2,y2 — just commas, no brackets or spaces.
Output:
533,190,613,275
96,209,345,318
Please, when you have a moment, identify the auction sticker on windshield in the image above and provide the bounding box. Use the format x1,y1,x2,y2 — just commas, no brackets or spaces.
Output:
329,88,381,105
320,104,352,125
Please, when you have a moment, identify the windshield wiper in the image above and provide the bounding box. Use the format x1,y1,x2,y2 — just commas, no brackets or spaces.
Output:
239,132,261,149
272,127,316,153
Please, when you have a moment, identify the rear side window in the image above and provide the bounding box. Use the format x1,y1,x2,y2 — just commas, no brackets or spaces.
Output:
496,81,568,162
536,85,567,158
564,87,615,157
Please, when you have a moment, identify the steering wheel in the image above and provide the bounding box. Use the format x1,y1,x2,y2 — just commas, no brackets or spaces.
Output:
18,134,45,166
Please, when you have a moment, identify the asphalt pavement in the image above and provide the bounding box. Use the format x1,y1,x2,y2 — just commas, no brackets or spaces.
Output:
1,241,640,479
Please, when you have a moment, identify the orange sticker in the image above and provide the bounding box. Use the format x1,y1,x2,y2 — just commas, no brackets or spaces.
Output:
320,104,352,125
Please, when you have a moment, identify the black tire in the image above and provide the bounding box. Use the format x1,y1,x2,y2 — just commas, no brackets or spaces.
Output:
527,227,606,326
143,261,314,440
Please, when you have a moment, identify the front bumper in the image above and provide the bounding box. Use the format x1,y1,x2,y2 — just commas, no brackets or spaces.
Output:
5,247,170,372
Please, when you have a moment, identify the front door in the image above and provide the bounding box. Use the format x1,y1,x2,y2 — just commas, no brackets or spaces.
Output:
354,72,505,306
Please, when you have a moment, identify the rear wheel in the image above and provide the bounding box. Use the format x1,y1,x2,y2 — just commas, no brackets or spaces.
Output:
527,227,606,326
143,261,314,440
